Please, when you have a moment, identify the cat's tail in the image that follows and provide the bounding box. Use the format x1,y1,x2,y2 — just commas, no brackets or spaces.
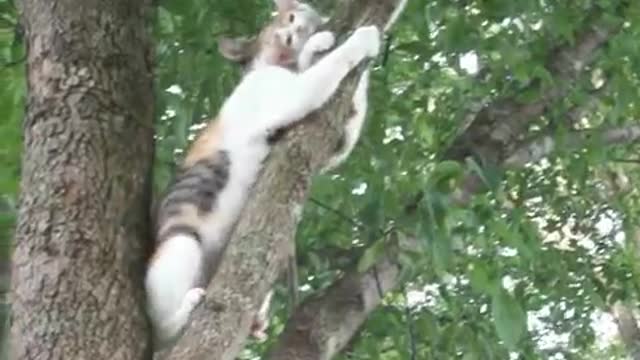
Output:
145,233,205,349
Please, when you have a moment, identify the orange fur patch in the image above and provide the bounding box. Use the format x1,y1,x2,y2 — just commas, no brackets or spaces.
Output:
184,119,223,168
149,240,168,264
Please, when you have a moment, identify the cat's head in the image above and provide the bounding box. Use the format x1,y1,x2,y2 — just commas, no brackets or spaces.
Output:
218,0,328,70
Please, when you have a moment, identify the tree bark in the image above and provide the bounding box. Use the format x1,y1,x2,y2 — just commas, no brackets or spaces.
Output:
158,1,406,359
266,255,402,360
613,302,640,360
10,0,154,359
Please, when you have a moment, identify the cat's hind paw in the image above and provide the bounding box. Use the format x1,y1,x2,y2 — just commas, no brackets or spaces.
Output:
183,288,206,312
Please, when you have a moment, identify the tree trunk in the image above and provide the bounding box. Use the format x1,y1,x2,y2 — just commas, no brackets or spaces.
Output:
10,0,154,359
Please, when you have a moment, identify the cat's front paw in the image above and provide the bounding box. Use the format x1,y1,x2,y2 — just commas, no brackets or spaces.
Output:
307,31,335,53
352,25,381,58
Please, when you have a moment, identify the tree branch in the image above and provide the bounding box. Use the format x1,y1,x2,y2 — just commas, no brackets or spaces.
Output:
443,9,625,204
266,254,402,360
504,125,640,168
613,301,640,360
265,8,629,358
157,1,407,359
445,11,622,163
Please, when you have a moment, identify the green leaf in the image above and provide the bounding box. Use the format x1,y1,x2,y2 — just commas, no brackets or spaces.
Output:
465,158,501,192
491,288,527,350
157,6,175,34
357,239,386,273
429,160,464,191
469,263,496,295
431,230,452,273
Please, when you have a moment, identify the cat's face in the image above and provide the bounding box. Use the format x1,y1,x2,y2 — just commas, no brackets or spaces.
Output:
218,0,327,68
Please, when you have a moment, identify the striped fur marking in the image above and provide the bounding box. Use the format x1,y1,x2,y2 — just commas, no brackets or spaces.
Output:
155,150,231,241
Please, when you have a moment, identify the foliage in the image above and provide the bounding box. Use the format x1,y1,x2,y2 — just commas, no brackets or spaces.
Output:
2,0,640,359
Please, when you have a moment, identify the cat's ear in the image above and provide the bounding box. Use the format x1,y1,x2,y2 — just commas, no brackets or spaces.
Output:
273,0,298,12
218,36,256,63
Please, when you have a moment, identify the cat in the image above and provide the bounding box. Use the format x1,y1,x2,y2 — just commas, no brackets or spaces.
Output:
220,2,338,341
221,4,374,341
223,2,371,174
218,0,329,71
217,1,375,342
144,0,381,349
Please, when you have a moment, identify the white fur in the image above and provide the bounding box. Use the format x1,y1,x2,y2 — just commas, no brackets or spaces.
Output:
146,26,380,349
297,32,373,172
297,31,336,71
221,26,380,139
145,234,204,346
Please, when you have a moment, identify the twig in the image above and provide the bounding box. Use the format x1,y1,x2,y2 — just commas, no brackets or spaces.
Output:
308,196,366,230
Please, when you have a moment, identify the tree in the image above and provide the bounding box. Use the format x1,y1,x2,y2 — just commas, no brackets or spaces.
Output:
8,0,154,358
2,0,640,359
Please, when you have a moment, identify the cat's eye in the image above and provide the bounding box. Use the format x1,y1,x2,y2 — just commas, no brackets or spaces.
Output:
285,35,292,46
289,14,295,23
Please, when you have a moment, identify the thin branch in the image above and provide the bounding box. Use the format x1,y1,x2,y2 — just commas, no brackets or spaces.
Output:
611,158,640,165
308,197,366,230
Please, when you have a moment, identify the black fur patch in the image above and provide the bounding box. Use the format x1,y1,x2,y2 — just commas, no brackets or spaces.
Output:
158,224,202,244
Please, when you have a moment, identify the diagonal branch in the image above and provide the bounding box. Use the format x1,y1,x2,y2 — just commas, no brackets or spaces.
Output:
504,124,640,168
156,1,407,359
444,10,624,166
443,9,626,204
266,254,403,360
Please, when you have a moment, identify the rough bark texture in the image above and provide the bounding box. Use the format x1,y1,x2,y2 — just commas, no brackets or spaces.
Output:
10,0,154,359
613,302,640,360
266,256,402,360
158,1,405,359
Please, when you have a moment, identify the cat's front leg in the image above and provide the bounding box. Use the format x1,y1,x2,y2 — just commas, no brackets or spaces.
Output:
322,68,371,172
267,25,380,128
297,31,336,71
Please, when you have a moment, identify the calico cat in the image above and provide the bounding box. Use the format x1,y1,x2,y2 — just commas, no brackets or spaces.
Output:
227,15,374,343
225,6,371,174
219,0,328,71
144,0,381,348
